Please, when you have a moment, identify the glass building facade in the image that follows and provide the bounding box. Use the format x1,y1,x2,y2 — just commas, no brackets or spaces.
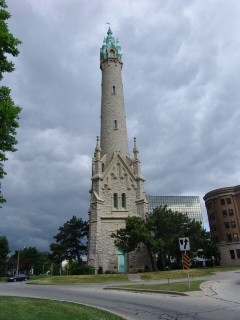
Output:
148,195,203,224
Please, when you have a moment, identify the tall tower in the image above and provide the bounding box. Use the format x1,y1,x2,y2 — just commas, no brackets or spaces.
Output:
88,28,150,273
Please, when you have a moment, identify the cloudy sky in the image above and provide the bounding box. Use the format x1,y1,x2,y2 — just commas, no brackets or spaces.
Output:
1,0,240,253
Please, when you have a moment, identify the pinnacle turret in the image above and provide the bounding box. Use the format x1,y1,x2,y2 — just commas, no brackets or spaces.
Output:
95,136,101,159
133,137,139,159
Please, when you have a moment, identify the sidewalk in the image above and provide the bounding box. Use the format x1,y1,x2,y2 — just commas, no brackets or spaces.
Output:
104,274,218,297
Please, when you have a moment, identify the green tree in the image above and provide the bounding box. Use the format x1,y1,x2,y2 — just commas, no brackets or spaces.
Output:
6,247,50,275
0,235,9,274
36,251,50,275
111,206,207,271
111,216,162,271
20,248,50,275
148,206,205,269
0,0,22,204
203,231,220,261
49,216,89,266
0,0,21,79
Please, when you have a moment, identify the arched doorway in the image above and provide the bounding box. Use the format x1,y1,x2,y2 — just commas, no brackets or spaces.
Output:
117,248,126,273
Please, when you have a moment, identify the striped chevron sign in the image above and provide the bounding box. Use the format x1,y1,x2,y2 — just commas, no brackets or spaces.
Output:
183,252,190,270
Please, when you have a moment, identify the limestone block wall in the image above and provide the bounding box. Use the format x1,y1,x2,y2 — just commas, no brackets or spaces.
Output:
88,153,150,273
129,243,152,272
88,203,103,268
100,220,126,271
99,220,152,273
100,60,129,165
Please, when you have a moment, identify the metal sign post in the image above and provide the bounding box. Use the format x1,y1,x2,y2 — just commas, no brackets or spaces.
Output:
179,238,191,289
182,252,191,289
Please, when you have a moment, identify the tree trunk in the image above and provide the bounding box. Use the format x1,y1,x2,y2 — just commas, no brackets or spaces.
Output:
159,250,166,271
146,246,157,271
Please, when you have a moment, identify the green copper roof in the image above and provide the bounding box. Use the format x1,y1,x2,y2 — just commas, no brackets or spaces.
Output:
100,27,122,61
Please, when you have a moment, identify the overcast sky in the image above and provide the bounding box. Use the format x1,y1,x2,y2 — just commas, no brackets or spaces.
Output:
1,0,240,253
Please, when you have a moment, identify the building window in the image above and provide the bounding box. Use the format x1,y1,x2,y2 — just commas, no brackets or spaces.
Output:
225,222,230,229
212,213,215,219
236,249,240,259
222,210,227,217
226,198,231,204
220,199,225,205
233,233,239,242
112,86,116,94
229,209,234,216
122,193,126,209
231,221,236,228
113,193,118,209
229,250,235,259
227,234,232,242
110,49,115,57
207,202,212,209
213,236,218,243
114,120,118,129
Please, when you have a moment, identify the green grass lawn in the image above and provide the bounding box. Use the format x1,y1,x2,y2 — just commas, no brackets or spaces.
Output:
0,297,125,320
1,266,239,285
28,273,129,285
113,280,204,292
139,266,240,281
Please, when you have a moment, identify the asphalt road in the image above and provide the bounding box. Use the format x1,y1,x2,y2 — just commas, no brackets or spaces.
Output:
0,271,240,320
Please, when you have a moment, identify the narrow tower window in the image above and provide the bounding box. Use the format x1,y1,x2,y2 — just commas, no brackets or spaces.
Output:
110,49,115,57
114,120,118,129
113,193,118,209
112,86,116,94
122,193,126,209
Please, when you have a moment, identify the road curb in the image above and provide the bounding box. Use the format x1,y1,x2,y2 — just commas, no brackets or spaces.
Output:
104,287,188,296
200,281,217,296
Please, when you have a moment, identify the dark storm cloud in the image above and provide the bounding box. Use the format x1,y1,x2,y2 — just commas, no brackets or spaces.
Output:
1,0,239,252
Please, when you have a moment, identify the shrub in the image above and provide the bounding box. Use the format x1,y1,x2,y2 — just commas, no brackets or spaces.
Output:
104,270,111,274
97,266,103,274
71,265,95,275
144,265,150,272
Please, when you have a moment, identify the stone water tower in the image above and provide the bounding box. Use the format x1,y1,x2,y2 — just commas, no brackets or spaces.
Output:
87,28,150,273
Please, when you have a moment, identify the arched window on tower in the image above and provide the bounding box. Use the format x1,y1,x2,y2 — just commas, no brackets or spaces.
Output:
112,86,116,94
114,120,118,129
113,193,118,209
110,49,115,57
122,193,126,209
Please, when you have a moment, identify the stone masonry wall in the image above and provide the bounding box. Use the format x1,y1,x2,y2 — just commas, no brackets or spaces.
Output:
100,60,129,165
